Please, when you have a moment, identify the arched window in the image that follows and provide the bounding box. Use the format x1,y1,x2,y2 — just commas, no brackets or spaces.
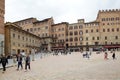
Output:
91,29,93,33
79,31,83,35
74,31,78,35
69,32,73,36
69,38,73,42
86,30,88,33
74,37,78,41
74,26,78,29
103,29,105,32
69,26,73,30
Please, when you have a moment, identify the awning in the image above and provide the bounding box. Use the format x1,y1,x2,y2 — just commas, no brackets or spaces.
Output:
104,45,120,48
51,46,65,49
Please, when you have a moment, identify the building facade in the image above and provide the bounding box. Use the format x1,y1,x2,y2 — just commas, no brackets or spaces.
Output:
12,9,120,52
51,22,68,50
67,9,120,51
96,9,120,50
67,19,84,51
0,0,5,55
0,0,5,34
5,22,41,56
14,17,54,51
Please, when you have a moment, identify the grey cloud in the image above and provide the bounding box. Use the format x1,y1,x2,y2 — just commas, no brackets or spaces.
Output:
5,0,120,23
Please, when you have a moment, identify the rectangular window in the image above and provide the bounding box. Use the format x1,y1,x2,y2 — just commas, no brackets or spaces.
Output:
79,25,83,29
62,28,64,31
13,33,15,38
105,36,107,40
86,30,88,33
27,29,29,32
86,42,88,45
18,35,20,39
96,29,99,32
30,28,33,32
105,41,107,45
38,28,40,31
69,26,73,30
117,28,119,32
107,29,110,32
103,29,105,32
97,37,99,40
91,29,93,33
22,37,24,40
86,37,88,41
112,28,114,32
75,43,77,46
115,36,118,40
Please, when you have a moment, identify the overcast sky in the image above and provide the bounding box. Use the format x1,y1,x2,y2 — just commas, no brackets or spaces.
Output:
5,0,120,23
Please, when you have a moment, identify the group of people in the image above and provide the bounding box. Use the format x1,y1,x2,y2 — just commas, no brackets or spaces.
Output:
53,50,71,56
82,51,91,59
104,52,116,60
0,53,31,73
16,53,31,71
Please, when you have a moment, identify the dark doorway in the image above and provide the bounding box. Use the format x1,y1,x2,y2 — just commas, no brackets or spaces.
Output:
17,49,20,54
95,42,99,45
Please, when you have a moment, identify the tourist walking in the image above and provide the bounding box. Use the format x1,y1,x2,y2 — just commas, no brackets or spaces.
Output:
112,52,116,60
104,52,108,60
0,54,8,73
16,53,23,70
25,54,31,71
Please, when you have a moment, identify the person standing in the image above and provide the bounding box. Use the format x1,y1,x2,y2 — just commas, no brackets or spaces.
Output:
112,52,116,60
16,53,23,70
0,54,8,73
25,54,30,71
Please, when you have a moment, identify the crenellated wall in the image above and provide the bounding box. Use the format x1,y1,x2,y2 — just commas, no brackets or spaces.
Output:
99,9,120,13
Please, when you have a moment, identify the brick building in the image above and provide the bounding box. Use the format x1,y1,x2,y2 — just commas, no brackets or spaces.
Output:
12,9,120,52
0,0,5,55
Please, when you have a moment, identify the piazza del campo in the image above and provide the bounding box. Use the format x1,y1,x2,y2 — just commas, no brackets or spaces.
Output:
0,0,120,80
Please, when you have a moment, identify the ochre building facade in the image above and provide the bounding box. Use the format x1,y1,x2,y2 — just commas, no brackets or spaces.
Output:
12,9,120,52
5,22,41,56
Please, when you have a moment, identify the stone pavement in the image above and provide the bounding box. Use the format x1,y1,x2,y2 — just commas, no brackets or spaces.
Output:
0,51,120,80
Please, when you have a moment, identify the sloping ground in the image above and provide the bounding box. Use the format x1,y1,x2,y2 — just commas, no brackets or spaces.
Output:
0,51,120,80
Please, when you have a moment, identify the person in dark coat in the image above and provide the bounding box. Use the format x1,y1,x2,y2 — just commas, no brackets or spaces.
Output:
16,53,23,70
25,54,30,71
0,54,8,73
112,53,116,60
